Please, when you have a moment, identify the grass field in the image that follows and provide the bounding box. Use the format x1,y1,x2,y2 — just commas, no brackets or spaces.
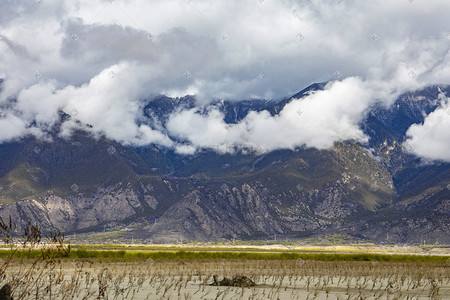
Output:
1,242,449,262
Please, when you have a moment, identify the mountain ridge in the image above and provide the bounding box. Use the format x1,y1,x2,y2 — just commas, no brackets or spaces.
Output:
0,83,448,243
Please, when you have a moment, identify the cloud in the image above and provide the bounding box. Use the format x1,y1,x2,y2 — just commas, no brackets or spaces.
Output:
15,63,173,146
404,94,450,162
3,0,450,101
0,113,30,142
0,0,449,157
167,78,394,153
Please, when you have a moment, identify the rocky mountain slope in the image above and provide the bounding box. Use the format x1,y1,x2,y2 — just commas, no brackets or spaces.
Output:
0,84,448,243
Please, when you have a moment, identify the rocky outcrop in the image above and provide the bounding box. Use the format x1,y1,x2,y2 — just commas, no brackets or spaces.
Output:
0,183,159,233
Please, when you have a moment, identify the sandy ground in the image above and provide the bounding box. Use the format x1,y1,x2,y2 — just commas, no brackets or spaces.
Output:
3,259,449,299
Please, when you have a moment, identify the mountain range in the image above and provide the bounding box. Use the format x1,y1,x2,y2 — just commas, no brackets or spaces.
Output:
0,83,449,243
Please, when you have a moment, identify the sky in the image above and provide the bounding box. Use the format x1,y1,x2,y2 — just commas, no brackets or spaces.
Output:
0,0,449,161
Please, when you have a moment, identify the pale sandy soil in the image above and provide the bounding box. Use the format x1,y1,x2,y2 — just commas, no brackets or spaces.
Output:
3,259,450,299
121,243,450,256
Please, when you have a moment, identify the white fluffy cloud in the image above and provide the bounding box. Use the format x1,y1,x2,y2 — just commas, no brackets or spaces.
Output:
14,63,173,146
168,78,382,153
404,96,450,162
0,0,449,159
0,113,30,142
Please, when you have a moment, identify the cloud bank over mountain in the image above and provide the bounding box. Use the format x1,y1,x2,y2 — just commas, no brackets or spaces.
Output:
0,0,449,160
168,78,390,154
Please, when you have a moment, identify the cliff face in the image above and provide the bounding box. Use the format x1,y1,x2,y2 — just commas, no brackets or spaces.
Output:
0,85,448,243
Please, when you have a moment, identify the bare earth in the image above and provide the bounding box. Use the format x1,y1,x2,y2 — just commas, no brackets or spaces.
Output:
1,243,449,300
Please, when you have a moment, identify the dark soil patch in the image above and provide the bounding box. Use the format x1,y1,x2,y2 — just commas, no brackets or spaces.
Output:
210,275,256,288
